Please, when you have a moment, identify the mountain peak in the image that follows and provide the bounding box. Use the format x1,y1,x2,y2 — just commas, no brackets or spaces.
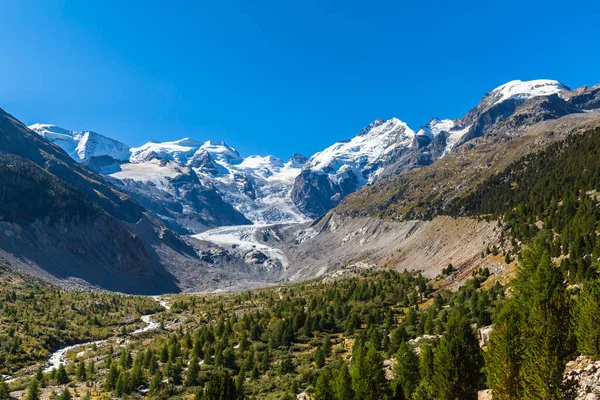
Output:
488,79,569,106
29,123,130,162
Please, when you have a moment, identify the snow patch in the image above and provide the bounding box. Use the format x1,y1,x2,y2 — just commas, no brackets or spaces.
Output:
490,79,568,106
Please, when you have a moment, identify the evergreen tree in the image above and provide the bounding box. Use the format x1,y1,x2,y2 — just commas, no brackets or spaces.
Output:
160,343,169,363
201,369,237,400
55,364,69,384
485,300,525,400
350,340,369,399
333,362,354,400
236,366,246,398
433,311,483,399
131,354,144,389
364,344,388,400
314,346,325,368
34,367,44,387
115,370,132,396
313,369,333,400
322,334,332,357
75,360,86,382
574,280,600,358
148,370,163,396
26,377,40,400
57,388,71,400
86,360,95,383
393,341,420,399
487,242,574,399
185,354,200,386
419,343,435,385
520,267,572,400
0,379,9,400
104,364,118,392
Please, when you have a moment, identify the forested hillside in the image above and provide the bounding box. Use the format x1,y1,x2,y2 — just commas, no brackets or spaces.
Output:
455,127,600,281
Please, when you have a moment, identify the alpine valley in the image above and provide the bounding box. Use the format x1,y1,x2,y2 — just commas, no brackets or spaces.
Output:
4,78,600,400
0,79,597,294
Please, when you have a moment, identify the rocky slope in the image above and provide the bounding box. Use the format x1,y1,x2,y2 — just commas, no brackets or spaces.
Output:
7,80,600,294
291,79,574,218
335,85,600,221
0,109,298,293
0,109,182,293
32,128,308,231
29,123,131,162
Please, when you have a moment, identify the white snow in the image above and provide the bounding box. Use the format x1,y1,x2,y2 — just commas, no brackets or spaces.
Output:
29,124,131,162
32,123,308,225
305,118,415,185
130,139,241,165
31,79,570,227
443,124,472,155
416,119,472,156
193,225,290,268
127,138,308,224
490,79,568,106
416,118,455,140
109,159,189,190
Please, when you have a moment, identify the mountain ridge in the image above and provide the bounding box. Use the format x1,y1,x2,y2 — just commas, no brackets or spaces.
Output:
31,79,576,225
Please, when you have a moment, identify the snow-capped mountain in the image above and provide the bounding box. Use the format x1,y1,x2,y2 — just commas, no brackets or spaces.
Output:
29,124,131,162
127,137,309,224
30,79,576,225
304,118,415,185
485,79,568,107
291,79,571,217
29,125,308,231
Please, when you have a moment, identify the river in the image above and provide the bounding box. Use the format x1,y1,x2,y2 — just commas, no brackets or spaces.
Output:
6,296,170,382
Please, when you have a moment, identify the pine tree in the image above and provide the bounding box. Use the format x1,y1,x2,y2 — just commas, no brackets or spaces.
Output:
433,311,483,399
485,300,525,400
26,377,40,400
333,362,354,400
131,356,144,389
485,241,574,399
87,360,95,383
322,334,332,357
149,370,163,396
574,280,600,357
313,346,325,368
0,379,9,400
419,343,435,385
160,343,169,363
185,354,200,386
202,369,237,400
115,370,132,396
104,364,118,391
75,360,86,382
56,364,69,384
364,344,388,400
236,366,246,397
393,341,420,399
313,369,333,400
34,367,44,387
57,388,71,400
350,340,369,399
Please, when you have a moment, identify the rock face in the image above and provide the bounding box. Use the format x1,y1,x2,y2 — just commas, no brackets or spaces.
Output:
33,129,308,230
30,81,600,225
3,109,316,294
0,108,183,293
564,356,600,399
291,80,578,218
29,124,131,162
478,326,493,348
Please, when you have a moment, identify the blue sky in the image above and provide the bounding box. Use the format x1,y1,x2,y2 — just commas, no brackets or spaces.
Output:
1,1,599,159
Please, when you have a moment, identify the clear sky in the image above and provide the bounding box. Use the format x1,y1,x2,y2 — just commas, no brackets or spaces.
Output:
1,1,599,159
